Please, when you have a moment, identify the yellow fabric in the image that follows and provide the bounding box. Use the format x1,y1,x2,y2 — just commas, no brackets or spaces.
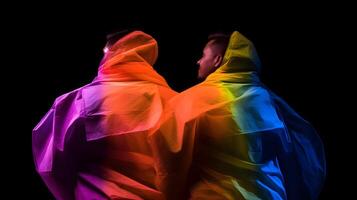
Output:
167,31,287,199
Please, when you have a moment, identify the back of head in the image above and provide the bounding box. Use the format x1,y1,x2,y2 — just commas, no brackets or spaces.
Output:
104,29,134,52
206,32,231,57
100,30,158,66
221,31,262,73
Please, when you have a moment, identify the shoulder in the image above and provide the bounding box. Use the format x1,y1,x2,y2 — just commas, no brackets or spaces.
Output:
238,85,271,103
53,87,84,108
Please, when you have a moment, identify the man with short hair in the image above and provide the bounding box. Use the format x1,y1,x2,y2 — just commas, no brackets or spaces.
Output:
170,31,326,199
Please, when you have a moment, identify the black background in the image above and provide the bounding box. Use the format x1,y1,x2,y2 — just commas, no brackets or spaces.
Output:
4,2,351,199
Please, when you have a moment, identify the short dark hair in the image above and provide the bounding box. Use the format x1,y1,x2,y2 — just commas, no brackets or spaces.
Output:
207,32,230,55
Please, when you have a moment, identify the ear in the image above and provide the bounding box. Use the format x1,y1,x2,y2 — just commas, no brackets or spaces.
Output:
213,55,223,69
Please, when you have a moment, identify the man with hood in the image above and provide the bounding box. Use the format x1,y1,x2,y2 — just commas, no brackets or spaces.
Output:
32,30,177,200
169,31,326,199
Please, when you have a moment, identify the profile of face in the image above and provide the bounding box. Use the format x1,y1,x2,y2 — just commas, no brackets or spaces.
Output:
197,41,224,80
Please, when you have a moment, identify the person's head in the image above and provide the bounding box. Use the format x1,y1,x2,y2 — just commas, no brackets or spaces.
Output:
103,29,133,53
197,33,230,79
99,30,158,66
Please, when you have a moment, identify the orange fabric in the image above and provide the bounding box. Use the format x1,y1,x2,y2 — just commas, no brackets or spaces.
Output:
167,31,287,199
33,31,178,200
164,31,325,200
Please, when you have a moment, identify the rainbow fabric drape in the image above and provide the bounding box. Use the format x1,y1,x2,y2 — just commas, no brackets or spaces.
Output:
33,31,177,200
33,31,326,200
166,31,326,199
